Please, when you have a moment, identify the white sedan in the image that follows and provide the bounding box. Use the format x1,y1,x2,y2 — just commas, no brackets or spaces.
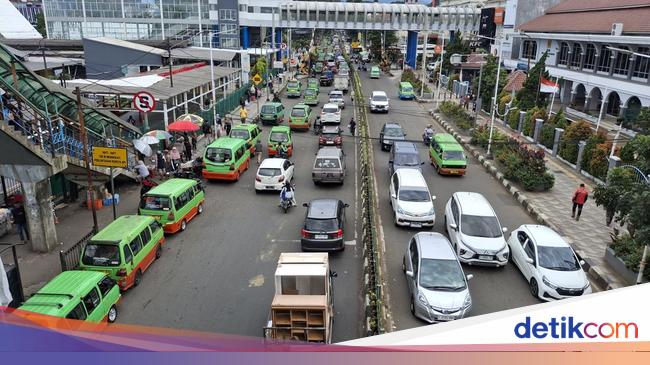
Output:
255,158,294,192
508,224,592,301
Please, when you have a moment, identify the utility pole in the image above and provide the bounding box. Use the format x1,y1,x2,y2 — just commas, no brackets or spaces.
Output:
167,38,174,88
76,87,98,232
474,62,484,125
420,32,429,99
435,32,446,109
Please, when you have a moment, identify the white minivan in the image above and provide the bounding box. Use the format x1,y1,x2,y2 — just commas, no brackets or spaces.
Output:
320,103,342,125
389,169,436,228
369,91,390,113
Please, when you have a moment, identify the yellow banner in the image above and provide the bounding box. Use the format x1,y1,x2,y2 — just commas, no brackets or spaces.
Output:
92,147,128,168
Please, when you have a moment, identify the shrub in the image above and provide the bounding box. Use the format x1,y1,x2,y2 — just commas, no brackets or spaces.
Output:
588,143,611,181
609,233,650,281
498,94,512,115
559,119,593,164
549,108,568,129
438,101,474,130
401,69,431,94
580,132,608,176
447,73,460,91
470,125,506,149
539,123,556,149
493,140,555,191
507,108,520,130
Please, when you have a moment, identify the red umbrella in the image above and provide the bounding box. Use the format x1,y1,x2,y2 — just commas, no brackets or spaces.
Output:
168,120,200,132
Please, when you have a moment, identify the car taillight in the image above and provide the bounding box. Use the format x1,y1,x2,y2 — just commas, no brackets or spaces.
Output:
336,229,343,238
229,164,235,170
167,211,175,220
301,228,309,238
335,137,341,143
116,269,127,277
319,137,325,143
278,176,285,182
255,175,262,182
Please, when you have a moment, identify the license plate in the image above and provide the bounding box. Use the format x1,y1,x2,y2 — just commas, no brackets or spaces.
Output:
326,141,334,144
266,186,274,189
154,216,161,221
448,169,459,174
411,222,422,228
479,255,493,261
315,234,328,240
437,315,454,321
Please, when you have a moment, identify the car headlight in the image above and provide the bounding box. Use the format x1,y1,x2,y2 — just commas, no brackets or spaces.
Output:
463,293,472,309
418,293,428,306
426,207,435,216
542,276,558,290
497,245,509,261
396,205,407,215
583,282,591,290
458,241,476,257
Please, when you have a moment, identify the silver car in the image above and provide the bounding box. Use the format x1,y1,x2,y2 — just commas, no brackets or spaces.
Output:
312,147,346,185
403,232,473,323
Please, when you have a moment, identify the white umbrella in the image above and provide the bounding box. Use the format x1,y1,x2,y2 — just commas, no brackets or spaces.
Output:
139,135,160,145
132,139,152,157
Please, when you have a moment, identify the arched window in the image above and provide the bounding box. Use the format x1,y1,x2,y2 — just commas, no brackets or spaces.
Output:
633,47,650,80
613,47,630,76
583,44,596,70
558,42,570,66
521,40,537,60
570,43,582,68
597,46,612,73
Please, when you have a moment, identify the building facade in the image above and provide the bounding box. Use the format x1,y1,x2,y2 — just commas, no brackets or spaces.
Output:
517,0,650,121
11,1,43,24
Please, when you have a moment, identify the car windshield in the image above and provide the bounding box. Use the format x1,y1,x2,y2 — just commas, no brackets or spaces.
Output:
288,81,299,88
398,189,430,202
230,129,250,140
419,259,466,291
261,105,277,114
384,127,404,137
315,158,341,168
373,95,388,102
258,168,282,177
323,106,339,113
442,150,466,161
394,153,420,166
270,132,289,143
305,89,316,96
82,243,121,267
140,195,171,210
538,246,581,271
402,85,413,91
460,215,502,238
205,147,232,163
305,218,338,232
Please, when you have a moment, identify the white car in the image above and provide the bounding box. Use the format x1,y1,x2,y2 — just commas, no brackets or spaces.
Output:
444,192,509,267
255,158,294,192
508,225,592,301
390,169,436,228
369,91,390,113
328,91,345,109
320,103,341,125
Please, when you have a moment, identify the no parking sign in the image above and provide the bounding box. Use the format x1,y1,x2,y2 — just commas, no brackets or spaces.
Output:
132,91,156,113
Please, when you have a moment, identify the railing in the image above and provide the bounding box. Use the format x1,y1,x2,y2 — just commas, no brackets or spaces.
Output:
59,228,96,272
262,326,328,343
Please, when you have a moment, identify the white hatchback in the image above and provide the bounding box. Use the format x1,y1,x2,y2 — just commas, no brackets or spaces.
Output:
320,103,342,125
444,192,509,267
255,158,294,192
508,225,592,301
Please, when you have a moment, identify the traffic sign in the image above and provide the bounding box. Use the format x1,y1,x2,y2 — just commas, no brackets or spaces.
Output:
280,43,287,50
290,58,297,66
92,146,128,168
133,91,156,113
252,74,263,85
435,45,442,55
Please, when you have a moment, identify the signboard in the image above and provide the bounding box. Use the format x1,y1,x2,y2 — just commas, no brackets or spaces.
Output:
450,54,462,66
132,91,156,113
241,52,251,73
494,7,505,25
252,74,263,85
273,61,284,69
92,146,127,168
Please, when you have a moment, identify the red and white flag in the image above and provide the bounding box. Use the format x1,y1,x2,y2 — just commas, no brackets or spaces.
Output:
540,77,559,94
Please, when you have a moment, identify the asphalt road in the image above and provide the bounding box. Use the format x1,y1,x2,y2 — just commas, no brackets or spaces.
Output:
356,69,542,331
117,79,364,342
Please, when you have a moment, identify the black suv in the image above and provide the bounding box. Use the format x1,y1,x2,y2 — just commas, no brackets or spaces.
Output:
301,199,349,251
379,122,406,151
320,71,333,86
319,125,343,147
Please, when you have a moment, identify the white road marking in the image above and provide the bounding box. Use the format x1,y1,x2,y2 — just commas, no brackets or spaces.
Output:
344,240,356,246
270,239,301,243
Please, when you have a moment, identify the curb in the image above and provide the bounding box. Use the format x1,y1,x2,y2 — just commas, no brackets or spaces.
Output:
431,113,618,291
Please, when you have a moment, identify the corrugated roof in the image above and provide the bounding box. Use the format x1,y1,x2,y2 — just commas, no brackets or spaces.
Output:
546,0,650,13
503,70,527,92
0,0,42,39
84,37,167,56
171,47,237,62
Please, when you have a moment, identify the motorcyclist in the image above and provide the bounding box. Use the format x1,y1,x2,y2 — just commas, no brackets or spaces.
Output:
279,181,296,207
140,176,158,197
277,142,289,159
423,124,434,143
349,117,356,137
313,116,322,134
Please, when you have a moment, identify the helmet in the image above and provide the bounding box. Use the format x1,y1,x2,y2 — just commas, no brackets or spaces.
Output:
427,124,432,128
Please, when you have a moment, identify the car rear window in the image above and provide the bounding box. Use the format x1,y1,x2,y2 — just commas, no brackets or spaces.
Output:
305,218,338,232
82,243,121,266
140,195,170,210
291,108,306,117
442,150,466,161
270,132,289,143
261,105,276,114
322,132,339,139
288,81,299,88
230,129,250,140
205,147,232,163
322,106,338,113
315,158,341,169
258,168,281,177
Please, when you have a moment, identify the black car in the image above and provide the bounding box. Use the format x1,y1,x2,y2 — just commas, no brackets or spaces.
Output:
301,199,349,251
320,71,333,86
389,141,424,176
319,125,343,147
379,122,406,151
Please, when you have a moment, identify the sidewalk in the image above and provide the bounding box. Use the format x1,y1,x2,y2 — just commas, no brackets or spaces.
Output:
1,79,281,298
430,97,627,290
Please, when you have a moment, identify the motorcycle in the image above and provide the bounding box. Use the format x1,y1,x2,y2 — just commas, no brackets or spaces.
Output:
276,145,290,159
422,132,433,146
172,157,204,180
279,187,295,213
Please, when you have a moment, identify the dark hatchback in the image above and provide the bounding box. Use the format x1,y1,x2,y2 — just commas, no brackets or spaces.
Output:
319,125,343,147
379,122,406,151
301,199,349,251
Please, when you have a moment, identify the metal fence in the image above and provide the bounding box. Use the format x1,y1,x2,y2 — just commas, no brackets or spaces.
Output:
215,84,250,119
1,176,22,205
59,229,96,271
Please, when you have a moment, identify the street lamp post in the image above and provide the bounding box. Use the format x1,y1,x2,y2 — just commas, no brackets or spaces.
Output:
435,31,447,110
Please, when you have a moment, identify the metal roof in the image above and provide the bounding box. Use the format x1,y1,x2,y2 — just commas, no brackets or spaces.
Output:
84,37,167,56
171,47,238,62
0,0,42,39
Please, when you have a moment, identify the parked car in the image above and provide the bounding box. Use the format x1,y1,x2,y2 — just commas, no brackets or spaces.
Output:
319,125,343,147
328,90,345,109
403,232,473,323
301,199,349,251
444,192,509,267
508,225,592,301
320,103,341,125
389,168,436,228
312,147,346,185
389,141,424,176
369,91,390,113
379,122,406,151
255,158,295,193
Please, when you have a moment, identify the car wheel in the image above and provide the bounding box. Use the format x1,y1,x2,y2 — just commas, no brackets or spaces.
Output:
255,189,261,194
107,305,118,323
180,219,187,231
197,203,204,214
133,270,143,287
529,278,539,298
155,244,162,259
410,297,415,315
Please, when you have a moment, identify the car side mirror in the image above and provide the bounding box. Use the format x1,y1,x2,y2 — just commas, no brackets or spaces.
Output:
431,195,436,201
330,270,338,278
344,203,350,208
302,203,309,207
579,259,586,266
449,223,458,231
405,270,414,278
502,227,508,233
466,274,474,281
525,257,534,265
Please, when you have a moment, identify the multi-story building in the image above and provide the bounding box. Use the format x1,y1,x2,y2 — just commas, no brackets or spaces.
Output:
516,0,650,121
11,0,43,24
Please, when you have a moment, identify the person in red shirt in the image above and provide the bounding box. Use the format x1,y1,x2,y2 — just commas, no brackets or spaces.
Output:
572,183,589,221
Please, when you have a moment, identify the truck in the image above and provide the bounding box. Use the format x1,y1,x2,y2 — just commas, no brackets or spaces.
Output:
263,253,335,343
333,76,349,94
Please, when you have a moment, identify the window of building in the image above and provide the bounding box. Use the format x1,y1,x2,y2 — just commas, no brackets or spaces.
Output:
220,9,236,21
613,47,630,77
261,7,274,14
221,24,237,35
248,6,254,13
557,42,570,66
309,10,317,21
221,38,239,49
240,4,246,12
570,43,582,68
597,46,612,73
633,47,650,80
583,44,596,70
521,40,537,60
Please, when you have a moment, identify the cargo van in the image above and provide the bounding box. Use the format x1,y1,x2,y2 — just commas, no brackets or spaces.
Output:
139,178,205,233
334,76,349,93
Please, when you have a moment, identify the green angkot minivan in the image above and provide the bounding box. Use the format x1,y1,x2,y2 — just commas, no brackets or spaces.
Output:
429,133,467,176
399,82,415,100
289,103,312,130
307,78,320,93
303,88,319,106
203,137,251,181
286,79,302,98
370,66,380,79
230,123,262,154
260,102,285,126
139,178,205,233
267,126,293,157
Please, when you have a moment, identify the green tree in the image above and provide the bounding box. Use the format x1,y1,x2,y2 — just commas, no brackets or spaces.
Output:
593,167,638,226
620,134,650,174
516,51,551,110
36,13,47,38
559,120,593,163
635,107,650,134
367,31,397,62
471,54,507,113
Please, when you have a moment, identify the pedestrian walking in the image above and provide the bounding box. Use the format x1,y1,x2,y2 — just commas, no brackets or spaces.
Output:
156,151,166,177
170,147,181,168
225,117,232,136
250,84,256,101
11,202,29,243
183,138,192,161
164,150,174,173
255,139,263,164
240,95,246,108
135,159,150,182
571,183,589,221
240,107,249,124
191,134,198,151
245,89,251,104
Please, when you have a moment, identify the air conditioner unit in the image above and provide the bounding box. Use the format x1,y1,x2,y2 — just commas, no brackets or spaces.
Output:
611,23,623,36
